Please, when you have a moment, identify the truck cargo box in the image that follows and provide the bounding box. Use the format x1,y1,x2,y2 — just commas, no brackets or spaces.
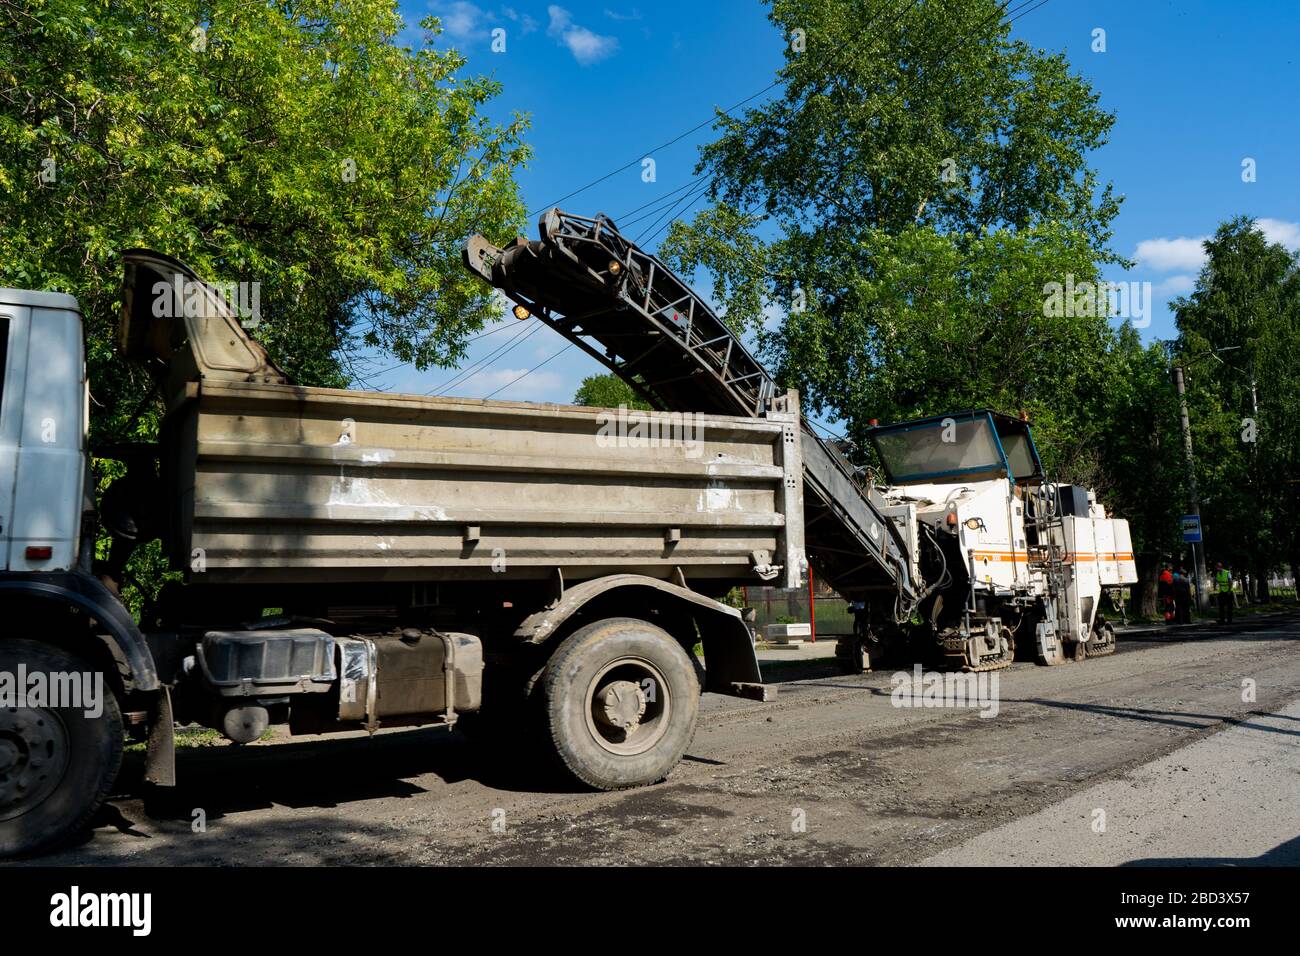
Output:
160,379,805,588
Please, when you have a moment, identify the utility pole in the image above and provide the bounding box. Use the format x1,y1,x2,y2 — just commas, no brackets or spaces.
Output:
1173,364,1210,612
1171,345,1241,612
1248,367,1261,604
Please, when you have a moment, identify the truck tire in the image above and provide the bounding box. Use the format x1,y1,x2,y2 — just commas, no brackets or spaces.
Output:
542,617,699,790
0,639,123,858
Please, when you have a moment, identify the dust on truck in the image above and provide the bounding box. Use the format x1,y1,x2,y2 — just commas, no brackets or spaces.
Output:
0,251,800,857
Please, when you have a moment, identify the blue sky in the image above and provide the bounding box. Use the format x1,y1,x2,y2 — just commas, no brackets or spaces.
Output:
374,0,1300,410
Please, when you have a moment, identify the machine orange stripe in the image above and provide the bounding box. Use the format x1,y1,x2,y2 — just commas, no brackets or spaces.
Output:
970,550,1134,561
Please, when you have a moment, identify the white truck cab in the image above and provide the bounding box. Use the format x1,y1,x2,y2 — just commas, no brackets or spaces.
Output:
0,288,88,573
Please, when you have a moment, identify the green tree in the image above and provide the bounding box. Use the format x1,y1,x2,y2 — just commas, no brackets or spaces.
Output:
663,0,1124,462
1092,329,1187,616
573,372,652,410
1173,217,1300,599
0,0,530,446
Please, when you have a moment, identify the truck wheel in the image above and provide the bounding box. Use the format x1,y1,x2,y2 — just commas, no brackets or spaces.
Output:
0,640,123,858
542,617,699,790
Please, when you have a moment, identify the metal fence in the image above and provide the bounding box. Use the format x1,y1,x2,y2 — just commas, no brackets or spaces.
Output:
742,586,854,639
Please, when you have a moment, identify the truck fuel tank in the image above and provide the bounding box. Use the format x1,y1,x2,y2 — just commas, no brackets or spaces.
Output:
336,630,483,729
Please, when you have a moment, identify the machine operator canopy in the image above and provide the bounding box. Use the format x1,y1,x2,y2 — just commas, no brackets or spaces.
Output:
867,410,1045,486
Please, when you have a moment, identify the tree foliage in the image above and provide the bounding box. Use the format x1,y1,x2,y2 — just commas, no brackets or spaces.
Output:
1173,217,1300,592
0,0,530,446
1091,328,1187,614
573,372,651,410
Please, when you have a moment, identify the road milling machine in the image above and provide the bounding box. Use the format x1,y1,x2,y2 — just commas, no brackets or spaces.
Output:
844,411,1137,671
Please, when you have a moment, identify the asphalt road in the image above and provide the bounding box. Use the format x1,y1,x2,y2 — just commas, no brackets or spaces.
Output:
22,614,1300,866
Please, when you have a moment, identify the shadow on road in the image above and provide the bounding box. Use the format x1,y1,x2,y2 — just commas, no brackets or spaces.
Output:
20,725,586,864
1122,834,1300,866
1013,700,1300,739
29,808,429,866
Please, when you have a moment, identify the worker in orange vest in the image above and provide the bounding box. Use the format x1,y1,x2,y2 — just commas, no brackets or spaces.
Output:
1158,564,1175,624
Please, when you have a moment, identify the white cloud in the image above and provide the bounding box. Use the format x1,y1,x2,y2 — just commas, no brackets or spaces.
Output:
760,301,784,331
1135,218,1300,274
603,6,642,20
1152,274,1196,298
1134,236,1208,272
431,2,539,41
1256,217,1300,250
546,4,572,32
547,5,619,64
432,1,489,40
502,6,539,34
561,26,619,64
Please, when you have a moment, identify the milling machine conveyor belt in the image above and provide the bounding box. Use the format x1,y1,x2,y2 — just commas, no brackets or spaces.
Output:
464,209,917,603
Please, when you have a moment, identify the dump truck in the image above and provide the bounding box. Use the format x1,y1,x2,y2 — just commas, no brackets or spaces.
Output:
0,250,801,857
463,209,1138,674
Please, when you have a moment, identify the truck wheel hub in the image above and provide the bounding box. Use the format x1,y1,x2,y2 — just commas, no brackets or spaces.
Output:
584,657,672,757
0,708,69,820
597,680,647,731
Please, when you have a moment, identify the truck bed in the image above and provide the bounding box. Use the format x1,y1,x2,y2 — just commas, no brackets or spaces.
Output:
162,379,805,588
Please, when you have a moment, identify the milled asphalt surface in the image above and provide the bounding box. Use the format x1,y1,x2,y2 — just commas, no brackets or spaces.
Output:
14,612,1300,867
922,696,1300,865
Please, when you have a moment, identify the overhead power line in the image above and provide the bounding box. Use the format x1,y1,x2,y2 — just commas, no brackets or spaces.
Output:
483,344,575,399
528,0,919,217
429,320,541,396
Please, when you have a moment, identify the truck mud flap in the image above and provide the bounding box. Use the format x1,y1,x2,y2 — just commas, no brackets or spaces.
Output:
143,687,176,788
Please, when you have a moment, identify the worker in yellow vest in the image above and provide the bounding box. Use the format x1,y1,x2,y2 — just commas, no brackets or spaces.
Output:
1214,562,1234,624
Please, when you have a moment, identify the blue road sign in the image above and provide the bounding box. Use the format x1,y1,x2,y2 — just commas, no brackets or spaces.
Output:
1181,515,1202,543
